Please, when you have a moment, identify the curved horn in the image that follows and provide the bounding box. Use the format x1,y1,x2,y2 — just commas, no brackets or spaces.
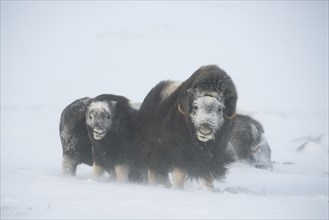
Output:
250,144,261,154
224,111,236,120
178,103,188,115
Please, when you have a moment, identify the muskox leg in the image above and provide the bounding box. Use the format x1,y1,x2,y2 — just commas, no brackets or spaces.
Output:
92,162,105,178
62,154,78,176
200,177,216,192
92,147,105,178
171,168,187,189
61,134,81,176
114,164,129,183
147,169,171,187
147,169,158,185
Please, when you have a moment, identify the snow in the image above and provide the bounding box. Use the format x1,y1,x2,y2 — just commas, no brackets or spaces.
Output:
1,1,328,219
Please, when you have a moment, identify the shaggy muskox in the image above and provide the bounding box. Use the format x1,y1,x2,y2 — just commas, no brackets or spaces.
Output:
227,114,273,170
59,94,139,182
132,65,237,191
60,97,93,175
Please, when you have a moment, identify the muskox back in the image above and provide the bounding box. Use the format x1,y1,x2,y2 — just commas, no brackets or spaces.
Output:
133,80,181,138
227,114,273,170
133,65,237,190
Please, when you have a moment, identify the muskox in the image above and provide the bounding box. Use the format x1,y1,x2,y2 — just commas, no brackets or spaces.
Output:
227,114,273,170
60,94,139,182
60,97,93,175
132,65,237,191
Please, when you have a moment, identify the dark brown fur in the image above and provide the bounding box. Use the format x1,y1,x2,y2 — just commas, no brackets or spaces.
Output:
60,94,144,182
131,65,238,186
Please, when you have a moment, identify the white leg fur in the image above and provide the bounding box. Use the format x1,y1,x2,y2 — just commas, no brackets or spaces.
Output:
171,168,187,189
114,165,129,183
200,177,216,192
92,163,105,178
148,169,158,185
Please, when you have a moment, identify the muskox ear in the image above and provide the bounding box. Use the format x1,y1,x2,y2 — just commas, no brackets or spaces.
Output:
224,93,237,120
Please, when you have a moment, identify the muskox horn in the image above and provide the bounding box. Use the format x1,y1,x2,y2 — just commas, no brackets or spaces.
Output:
224,111,236,120
250,144,262,154
178,103,188,116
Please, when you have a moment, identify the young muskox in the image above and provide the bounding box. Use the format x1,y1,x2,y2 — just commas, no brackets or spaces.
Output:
59,94,138,182
132,65,237,191
227,114,273,170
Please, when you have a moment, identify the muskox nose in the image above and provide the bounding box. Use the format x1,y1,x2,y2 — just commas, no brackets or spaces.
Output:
198,124,212,136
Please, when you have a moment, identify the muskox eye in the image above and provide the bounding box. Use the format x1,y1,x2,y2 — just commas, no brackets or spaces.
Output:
89,115,92,119
107,114,110,119
218,108,222,112
193,105,198,111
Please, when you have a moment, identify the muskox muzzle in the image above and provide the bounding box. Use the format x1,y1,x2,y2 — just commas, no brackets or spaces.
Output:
189,96,225,143
196,123,216,142
93,127,106,140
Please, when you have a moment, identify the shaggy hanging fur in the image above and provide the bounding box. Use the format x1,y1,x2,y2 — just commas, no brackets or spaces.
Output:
60,94,143,182
131,65,238,188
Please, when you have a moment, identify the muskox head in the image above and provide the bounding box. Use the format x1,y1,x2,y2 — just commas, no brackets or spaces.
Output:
86,100,117,140
178,66,237,143
184,88,232,142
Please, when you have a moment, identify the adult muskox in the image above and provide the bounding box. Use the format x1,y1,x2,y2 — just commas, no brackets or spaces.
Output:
227,114,273,170
60,94,139,182
132,65,237,191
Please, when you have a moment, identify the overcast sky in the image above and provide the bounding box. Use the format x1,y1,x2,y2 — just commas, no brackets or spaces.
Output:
1,1,328,116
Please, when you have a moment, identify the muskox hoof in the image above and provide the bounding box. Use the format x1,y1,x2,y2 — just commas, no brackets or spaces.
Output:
199,178,218,192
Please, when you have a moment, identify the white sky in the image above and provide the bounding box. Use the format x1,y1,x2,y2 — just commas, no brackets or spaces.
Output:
1,1,328,116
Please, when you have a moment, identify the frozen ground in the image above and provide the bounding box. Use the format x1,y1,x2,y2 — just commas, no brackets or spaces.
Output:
1,1,328,219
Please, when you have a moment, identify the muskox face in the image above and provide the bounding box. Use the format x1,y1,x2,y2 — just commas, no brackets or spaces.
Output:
86,101,116,140
189,95,225,142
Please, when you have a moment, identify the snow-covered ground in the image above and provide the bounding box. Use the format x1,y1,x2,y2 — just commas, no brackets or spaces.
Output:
1,1,328,219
